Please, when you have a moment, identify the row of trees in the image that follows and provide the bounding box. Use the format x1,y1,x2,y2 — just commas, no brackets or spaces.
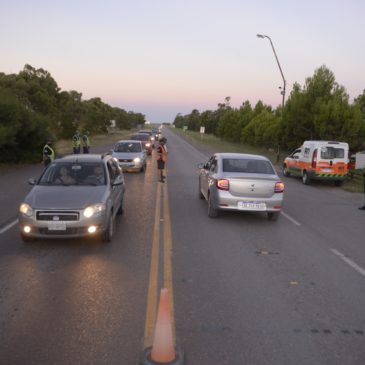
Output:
0,64,145,162
174,66,365,153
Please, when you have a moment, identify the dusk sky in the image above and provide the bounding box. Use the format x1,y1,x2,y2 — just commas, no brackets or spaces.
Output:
1,0,364,123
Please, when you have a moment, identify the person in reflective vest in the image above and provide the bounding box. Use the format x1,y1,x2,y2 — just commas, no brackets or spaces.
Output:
82,131,90,153
43,140,55,168
72,131,81,154
156,137,167,182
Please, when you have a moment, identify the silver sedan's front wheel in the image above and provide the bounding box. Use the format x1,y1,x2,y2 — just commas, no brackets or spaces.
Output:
102,213,114,242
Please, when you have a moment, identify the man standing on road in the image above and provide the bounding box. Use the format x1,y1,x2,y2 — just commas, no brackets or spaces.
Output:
42,139,54,168
156,137,167,183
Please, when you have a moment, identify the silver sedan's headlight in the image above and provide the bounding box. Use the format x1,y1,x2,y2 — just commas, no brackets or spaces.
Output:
19,203,34,217
133,157,141,163
83,204,106,218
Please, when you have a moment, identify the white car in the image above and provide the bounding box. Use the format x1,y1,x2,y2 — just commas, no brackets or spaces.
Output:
111,140,147,172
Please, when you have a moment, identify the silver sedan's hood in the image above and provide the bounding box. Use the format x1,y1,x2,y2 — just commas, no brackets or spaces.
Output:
25,186,107,210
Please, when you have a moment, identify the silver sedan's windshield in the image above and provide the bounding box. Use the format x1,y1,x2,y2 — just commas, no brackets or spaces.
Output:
38,163,106,186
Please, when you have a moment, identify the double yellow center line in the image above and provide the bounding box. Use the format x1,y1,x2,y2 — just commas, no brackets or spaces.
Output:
143,178,176,348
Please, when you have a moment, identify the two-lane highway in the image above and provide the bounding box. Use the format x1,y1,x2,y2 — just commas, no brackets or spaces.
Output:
1,129,365,364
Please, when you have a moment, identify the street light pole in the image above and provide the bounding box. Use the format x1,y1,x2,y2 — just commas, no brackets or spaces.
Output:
257,34,286,110
257,34,286,162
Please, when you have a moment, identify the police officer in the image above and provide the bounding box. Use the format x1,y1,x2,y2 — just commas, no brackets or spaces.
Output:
82,131,90,154
43,139,55,168
72,130,81,154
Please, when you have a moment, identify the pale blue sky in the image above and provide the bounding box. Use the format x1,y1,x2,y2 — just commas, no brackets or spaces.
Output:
1,0,364,123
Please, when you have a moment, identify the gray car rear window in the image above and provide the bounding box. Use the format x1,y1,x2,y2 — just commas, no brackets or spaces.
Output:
223,158,275,174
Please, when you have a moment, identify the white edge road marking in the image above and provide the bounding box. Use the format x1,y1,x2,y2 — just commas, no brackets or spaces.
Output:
0,219,18,234
331,248,365,278
281,211,301,226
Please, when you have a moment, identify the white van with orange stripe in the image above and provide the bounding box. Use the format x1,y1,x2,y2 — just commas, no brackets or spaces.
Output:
283,141,349,185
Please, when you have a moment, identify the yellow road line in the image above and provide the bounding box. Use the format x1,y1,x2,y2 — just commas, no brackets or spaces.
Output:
163,180,176,346
143,182,161,348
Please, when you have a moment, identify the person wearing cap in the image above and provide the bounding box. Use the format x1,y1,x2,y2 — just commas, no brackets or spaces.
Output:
156,137,167,183
43,139,55,168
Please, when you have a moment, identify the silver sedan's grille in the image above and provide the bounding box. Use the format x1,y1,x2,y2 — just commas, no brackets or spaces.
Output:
36,211,80,221
119,159,133,162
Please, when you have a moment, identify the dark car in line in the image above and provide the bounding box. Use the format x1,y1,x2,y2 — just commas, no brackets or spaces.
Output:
130,133,153,155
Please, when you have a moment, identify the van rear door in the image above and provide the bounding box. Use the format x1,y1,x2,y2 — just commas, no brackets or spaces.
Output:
318,143,348,174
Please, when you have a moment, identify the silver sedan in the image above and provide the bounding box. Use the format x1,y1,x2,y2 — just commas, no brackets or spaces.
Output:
18,154,125,242
198,153,284,220
111,140,147,172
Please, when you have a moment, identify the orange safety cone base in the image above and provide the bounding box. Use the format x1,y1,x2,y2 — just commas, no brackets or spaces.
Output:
141,346,184,365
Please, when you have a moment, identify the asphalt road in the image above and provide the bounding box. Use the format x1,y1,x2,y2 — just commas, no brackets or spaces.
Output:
0,129,365,365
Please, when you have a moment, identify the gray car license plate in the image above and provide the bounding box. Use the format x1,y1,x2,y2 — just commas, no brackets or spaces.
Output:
48,222,67,231
237,201,266,211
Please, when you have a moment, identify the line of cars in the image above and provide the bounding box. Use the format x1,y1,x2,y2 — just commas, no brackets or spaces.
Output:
110,128,161,172
18,128,163,243
22,135,345,241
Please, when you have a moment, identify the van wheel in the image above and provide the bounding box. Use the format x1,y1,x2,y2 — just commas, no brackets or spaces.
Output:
283,165,290,177
267,212,280,221
208,193,219,218
334,180,343,187
302,171,310,185
117,197,124,215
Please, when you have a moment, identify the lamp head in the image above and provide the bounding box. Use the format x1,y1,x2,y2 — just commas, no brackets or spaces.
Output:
257,34,265,39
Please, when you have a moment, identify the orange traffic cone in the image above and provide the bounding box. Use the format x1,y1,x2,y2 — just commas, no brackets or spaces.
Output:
142,288,184,364
151,288,175,362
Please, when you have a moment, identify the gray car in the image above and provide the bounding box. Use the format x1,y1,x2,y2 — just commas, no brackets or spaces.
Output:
198,153,284,220
19,154,125,242
111,140,147,172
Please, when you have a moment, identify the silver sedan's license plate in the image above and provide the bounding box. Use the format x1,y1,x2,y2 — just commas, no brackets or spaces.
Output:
237,201,266,211
48,222,66,231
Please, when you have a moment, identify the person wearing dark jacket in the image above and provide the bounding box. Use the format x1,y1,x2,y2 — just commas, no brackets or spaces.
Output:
43,140,54,168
